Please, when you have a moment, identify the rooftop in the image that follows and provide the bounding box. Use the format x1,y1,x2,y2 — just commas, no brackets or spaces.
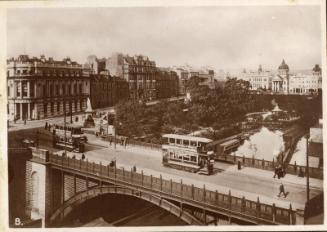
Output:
163,134,212,143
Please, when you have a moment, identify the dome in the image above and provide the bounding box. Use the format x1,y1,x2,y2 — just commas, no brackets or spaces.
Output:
313,64,321,73
278,59,289,70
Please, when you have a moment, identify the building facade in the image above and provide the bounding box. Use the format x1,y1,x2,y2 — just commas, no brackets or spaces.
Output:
242,65,272,90
89,72,129,109
156,68,179,99
7,55,90,121
240,60,322,95
289,65,322,94
107,53,157,101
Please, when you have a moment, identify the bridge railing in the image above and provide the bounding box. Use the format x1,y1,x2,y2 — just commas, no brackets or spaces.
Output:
215,153,323,179
49,154,295,225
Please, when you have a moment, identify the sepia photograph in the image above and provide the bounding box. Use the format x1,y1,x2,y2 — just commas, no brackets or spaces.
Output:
1,0,326,231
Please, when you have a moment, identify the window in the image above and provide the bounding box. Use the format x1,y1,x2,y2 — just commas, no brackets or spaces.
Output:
22,81,28,97
183,140,189,146
190,140,197,146
169,138,175,144
190,156,197,162
7,86,10,97
57,102,60,112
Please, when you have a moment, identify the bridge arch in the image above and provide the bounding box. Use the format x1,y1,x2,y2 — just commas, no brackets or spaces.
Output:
49,185,203,227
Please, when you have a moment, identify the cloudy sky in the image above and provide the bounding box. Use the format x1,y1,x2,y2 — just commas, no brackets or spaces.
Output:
7,6,322,70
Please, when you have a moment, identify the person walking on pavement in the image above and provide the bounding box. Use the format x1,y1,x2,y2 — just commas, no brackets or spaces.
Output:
278,183,287,198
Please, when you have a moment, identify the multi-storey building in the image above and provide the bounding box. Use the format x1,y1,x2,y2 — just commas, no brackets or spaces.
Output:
174,68,190,95
88,70,129,109
156,68,179,99
86,55,106,75
272,59,290,93
240,61,322,95
7,55,90,121
242,65,272,90
107,53,157,101
289,65,322,94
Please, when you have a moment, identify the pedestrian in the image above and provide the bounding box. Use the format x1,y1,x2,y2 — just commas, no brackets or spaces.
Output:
45,122,48,130
278,183,287,198
82,153,85,160
273,166,278,178
24,119,26,125
109,137,112,145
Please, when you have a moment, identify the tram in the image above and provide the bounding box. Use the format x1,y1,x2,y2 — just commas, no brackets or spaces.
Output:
53,123,87,152
162,134,214,175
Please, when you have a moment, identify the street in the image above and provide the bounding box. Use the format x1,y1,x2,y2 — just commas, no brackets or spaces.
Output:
57,133,323,211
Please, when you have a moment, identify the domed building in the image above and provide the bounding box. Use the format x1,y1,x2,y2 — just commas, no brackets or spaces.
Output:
272,59,290,93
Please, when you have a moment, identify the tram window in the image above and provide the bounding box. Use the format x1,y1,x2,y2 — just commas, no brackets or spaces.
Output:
162,137,168,144
169,138,175,144
183,140,189,146
176,139,182,145
190,156,197,162
190,140,197,147
183,155,190,161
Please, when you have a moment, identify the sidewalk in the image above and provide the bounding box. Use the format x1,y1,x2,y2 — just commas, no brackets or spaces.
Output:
223,164,323,190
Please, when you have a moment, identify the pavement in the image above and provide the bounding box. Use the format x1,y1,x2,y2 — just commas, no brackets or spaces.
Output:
8,106,115,132
53,133,323,211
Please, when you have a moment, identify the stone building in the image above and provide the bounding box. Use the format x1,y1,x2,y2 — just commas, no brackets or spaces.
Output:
107,53,157,101
156,68,179,99
88,71,129,109
7,55,90,121
272,59,290,93
289,64,322,94
241,65,272,90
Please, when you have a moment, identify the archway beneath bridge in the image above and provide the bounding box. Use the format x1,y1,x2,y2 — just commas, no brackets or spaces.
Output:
49,186,203,227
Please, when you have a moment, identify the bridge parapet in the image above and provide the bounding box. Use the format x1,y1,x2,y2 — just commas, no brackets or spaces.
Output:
49,153,300,225
30,147,49,164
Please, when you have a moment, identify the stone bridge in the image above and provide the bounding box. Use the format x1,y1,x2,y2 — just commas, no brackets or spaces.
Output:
12,147,302,227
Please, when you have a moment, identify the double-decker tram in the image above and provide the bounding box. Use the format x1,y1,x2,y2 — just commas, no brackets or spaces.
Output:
53,123,87,152
162,134,214,175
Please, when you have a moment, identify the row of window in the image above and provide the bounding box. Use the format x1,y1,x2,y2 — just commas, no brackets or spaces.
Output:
13,68,83,77
43,100,84,115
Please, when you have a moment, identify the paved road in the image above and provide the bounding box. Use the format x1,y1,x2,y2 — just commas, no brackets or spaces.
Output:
58,134,323,211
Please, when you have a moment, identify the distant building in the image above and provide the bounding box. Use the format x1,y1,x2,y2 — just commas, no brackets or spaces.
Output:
271,59,290,93
107,53,157,101
7,55,90,121
241,65,272,90
173,68,190,95
156,68,179,99
88,71,129,109
86,55,106,74
240,61,322,95
289,64,322,94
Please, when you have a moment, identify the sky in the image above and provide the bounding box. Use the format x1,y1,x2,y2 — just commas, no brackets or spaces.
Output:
7,6,322,71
